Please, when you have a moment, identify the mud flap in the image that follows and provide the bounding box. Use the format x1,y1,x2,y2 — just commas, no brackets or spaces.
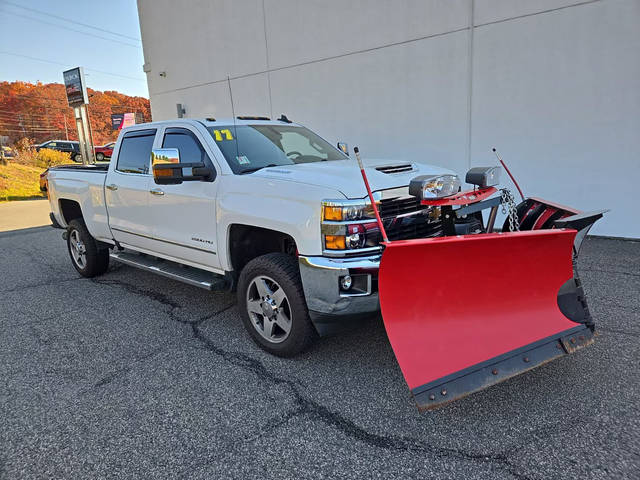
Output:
379,229,593,410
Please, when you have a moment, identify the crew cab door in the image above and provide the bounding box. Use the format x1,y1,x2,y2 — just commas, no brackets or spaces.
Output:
105,128,156,250
146,126,221,270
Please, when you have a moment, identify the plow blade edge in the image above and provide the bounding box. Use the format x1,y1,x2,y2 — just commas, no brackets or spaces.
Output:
379,229,593,410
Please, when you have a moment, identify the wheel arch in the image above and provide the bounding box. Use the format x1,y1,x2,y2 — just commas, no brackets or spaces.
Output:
227,224,297,274
58,198,84,225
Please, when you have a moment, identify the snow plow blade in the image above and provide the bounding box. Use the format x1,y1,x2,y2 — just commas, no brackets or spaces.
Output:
379,228,594,411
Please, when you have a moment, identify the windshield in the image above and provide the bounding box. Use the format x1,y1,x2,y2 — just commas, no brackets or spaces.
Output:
207,125,348,174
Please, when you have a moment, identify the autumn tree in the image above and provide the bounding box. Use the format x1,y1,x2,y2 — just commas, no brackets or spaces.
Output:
0,81,151,146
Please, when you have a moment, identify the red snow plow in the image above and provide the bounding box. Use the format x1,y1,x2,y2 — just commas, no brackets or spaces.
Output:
353,148,605,410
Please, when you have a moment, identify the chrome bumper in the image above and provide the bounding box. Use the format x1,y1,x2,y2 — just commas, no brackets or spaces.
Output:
298,254,381,332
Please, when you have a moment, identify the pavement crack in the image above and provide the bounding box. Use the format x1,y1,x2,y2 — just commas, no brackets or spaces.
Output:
14,245,67,274
191,320,532,477
89,347,164,391
242,406,305,443
581,268,640,278
598,327,640,338
91,278,182,310
1,276,82,294
27,325,50,346
89,273,536,477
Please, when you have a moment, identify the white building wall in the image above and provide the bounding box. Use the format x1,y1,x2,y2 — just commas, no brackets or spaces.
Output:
138,0,640,237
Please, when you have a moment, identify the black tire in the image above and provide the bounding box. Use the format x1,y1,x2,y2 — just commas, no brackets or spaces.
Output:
237,253,316,357
96,152,104,161
66,219,109,277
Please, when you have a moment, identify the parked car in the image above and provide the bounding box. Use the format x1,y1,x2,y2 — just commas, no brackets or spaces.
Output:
39,168,49,191
1,145,15,159
36,140,81,162
94,142,115,161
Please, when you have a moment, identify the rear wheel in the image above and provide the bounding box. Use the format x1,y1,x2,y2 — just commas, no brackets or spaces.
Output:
73,153,82,162
237,253,316,357
66,219,109,277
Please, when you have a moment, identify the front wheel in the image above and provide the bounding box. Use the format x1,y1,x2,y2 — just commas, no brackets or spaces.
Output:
95,152,104,161
66,219,109,277
237,253,316,357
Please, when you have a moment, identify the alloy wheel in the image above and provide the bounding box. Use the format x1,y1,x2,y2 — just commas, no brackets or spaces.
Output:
246,275,292,343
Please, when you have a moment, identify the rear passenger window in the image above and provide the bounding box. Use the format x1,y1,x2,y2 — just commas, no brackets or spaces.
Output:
161,128,209,164
116,130,156,174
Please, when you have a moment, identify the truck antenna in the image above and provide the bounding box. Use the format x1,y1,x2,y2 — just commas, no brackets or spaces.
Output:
493,147,524,201
227,75,240,162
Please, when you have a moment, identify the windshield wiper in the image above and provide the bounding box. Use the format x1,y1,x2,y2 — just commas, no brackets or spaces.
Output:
239,164,279,175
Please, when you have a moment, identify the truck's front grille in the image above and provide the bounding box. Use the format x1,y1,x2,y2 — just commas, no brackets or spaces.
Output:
378,196,426,218
366,213,443,245
387,218,443,241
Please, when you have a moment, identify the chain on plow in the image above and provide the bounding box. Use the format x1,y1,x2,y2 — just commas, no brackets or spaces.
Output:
500,188,520,232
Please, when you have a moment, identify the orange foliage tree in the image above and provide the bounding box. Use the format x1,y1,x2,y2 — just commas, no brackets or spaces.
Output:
0,81,151,146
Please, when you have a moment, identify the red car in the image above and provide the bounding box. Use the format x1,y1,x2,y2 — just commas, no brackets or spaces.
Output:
39,168,49,191
94,142,115,161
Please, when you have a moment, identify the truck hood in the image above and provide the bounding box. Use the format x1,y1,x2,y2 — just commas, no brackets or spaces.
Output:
250,158,456,199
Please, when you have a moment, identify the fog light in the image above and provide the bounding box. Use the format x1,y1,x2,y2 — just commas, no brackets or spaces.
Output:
346,233,365,249
340,275,352,290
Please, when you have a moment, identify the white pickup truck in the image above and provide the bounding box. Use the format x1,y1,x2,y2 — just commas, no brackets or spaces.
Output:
48,117,466,356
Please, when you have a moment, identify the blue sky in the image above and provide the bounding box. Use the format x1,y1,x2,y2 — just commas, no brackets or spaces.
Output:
0,0,148,98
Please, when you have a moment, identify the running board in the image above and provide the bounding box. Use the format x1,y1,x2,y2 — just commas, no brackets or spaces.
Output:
109,251,227,290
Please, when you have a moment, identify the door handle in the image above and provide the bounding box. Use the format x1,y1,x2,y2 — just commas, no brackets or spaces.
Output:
106,184,118,191
149,188,165,196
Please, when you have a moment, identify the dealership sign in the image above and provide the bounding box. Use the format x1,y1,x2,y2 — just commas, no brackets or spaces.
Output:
111,113,137,130
62,67,89,107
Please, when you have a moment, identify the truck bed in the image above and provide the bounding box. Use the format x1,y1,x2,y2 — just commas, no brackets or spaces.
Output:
47,163,111,242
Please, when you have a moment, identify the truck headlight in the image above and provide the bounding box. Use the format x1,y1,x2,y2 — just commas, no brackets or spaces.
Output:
409,174,461,200
322,202,369,221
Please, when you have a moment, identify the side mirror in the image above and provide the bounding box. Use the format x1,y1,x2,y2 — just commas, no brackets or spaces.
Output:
151,148,214,184
337,142,349,156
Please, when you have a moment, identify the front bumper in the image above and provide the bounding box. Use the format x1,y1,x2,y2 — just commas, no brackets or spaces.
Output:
298,254,381,334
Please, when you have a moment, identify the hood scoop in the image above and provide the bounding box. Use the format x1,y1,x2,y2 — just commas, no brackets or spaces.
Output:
375,164,414,174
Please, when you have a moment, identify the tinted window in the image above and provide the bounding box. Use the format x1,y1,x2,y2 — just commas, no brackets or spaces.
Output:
161,128,209,164
116,131,156,174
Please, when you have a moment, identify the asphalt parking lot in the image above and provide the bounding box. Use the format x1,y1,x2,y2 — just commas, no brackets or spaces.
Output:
1,225,638,479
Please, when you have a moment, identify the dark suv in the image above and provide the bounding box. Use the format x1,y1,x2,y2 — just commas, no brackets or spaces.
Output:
36,140,82,162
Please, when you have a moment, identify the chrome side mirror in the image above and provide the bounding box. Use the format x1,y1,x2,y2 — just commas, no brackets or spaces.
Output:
151,148,214,184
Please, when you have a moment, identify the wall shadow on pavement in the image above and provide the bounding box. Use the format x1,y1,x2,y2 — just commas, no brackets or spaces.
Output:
0,224,55,239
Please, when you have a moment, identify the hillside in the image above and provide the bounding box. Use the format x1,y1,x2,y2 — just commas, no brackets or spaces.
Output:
0,81,150,146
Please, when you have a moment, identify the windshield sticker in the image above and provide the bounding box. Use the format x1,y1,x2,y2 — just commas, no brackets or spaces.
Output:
213,129,234,141
236,155,250,165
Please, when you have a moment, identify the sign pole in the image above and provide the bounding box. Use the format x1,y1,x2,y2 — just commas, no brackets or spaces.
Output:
85,104,96,164
74,107,87,165
63,67,94,164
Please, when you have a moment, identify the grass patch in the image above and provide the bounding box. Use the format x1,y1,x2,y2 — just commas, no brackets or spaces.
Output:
0,148,74,202
0,162,46,201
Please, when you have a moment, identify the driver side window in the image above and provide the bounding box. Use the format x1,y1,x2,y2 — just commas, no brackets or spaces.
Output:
161,128,210,164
